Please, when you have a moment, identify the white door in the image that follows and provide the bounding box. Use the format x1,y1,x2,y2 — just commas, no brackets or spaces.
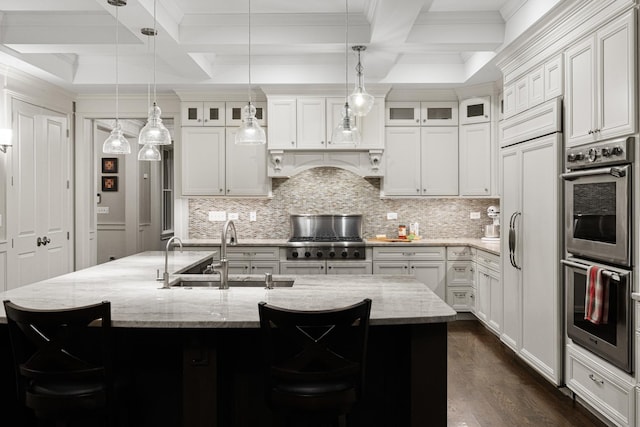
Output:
459,122,491,196
383,127,421,196
266,98,296,149
10,99,70,288
410,261,446,301
565,36,596,147
225,128,269,196
181,127,225,195
421,126,458,195
296,98,326,149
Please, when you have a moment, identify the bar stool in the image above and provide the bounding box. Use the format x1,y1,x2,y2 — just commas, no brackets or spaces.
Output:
258,298,372,427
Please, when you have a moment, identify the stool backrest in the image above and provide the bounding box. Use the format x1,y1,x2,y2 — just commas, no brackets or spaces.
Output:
258,298,372,394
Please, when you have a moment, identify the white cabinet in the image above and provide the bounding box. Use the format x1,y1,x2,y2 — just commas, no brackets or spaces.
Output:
385,102,421,126
225,101,266,127
565,10,636,147
384,126,458,196
327,261,372,275
514,77,529,113
182,127,226,195
181,127,269,196
528,66,544,108
181,102,225,126
227,246,279,275
279,261,326,275
280,259,372,275
459,97,490,125
459,122,491,196
544,56,563,101
475,251,501,333
372,246,446,300
268,96,384,150
500,132,562,385
385,102,458,126
446,246,475,312
225,128,270,196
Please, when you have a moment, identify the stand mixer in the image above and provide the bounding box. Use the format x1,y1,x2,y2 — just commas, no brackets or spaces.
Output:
481,206,500,241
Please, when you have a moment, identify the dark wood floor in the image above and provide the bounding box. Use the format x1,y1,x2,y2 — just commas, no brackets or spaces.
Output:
447,320,607,427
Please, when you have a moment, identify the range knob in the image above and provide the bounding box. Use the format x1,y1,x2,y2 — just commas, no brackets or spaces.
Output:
341,251,348,258
574,152,585,161
611,146,624,156
587,148,599,162
292,251,299,258
353,250,361,259
601,147,611,157
304,251,311,258
567,153,577,162
329,251,336,258
316,251,323,258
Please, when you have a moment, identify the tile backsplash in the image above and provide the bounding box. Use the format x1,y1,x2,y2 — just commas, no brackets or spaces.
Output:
189,167,499,239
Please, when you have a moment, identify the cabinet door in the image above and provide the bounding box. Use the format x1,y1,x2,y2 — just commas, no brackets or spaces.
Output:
279,261,325,275
565,36,596,147
228,261,250,275
297,98,326,149
383,127,421,196
385,102,421,126
459,122,491,196
503,83,516,119
250,261,280,275
225,101,266,127
596,10,635,141
411,261,446,301
528,66,544,108
358,97,385,149
446,261,473,286
225,128,269,196
488,269,501,333
476,266,490,324
267,98,296,149
372,261,409,275
544,55,563,101
203,102,225,126
181,102,204,126
326,97,346,147
460,97,490,124
181,127,225,195
327,262,372,275
514,76,529,113
421,126,458,195
420,102,458,126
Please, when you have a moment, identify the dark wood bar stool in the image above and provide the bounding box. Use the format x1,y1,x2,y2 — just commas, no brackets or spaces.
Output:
258,298,372,427
3,299,118,427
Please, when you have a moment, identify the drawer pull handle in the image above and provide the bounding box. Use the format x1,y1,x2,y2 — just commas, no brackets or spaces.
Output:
453,292,466,297
454,267,466,272
588,374,604,386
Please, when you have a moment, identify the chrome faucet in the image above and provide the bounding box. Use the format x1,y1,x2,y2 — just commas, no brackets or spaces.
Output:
210,220,237,289
161,236,183,289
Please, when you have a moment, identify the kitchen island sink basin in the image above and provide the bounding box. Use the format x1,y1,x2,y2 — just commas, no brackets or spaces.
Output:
171,279,294,288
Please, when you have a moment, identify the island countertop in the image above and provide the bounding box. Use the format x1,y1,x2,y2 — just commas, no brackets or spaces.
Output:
0,251,456,328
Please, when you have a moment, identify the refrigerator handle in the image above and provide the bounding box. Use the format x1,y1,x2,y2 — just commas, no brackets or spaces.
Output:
508,212,517,268
510,212,522,270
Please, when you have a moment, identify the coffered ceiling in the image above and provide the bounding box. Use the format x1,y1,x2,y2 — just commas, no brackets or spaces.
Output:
0,0,561,94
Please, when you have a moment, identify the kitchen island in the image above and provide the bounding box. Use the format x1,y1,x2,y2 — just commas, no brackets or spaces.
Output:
0,251,456,427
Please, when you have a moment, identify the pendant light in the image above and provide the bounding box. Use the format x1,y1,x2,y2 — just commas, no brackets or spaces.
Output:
332,0,361,146
138,0,171,161
348,45,374,117
235,0,266,145
103,0,131,155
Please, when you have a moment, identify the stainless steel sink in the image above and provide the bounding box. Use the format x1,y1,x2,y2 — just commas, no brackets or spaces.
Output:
171,279,294,288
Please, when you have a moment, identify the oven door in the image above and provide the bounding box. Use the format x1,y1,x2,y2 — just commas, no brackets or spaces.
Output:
562,258,632,373
562,164,631,266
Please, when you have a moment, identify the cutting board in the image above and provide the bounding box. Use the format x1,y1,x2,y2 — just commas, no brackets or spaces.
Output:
369,237,422,243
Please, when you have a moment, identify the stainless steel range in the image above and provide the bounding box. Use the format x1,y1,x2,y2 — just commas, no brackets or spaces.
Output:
286,214,365,260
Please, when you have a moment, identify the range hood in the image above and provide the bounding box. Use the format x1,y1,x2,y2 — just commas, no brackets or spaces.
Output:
268,149,383,178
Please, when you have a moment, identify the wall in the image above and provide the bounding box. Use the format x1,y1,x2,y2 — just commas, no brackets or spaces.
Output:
188,167,499,239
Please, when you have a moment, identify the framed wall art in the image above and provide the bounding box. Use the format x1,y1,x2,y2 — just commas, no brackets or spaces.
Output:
102,157,118,173
101,176,118,192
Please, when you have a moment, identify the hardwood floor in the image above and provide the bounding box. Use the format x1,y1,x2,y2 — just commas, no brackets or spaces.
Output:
447,320,607,427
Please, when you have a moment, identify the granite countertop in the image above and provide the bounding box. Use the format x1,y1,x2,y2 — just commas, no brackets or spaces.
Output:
631,293,640,301
180,237,501,256
0,251,456,328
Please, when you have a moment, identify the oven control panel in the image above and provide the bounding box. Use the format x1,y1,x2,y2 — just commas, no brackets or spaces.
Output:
287,246,365,260
565,137,633,169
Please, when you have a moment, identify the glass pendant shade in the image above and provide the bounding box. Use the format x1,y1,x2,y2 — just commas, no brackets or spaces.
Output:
103,122,131,154
332,102,360,145
235,103,266,145
349,86,374,117
138,103,171,146
137,143,161,161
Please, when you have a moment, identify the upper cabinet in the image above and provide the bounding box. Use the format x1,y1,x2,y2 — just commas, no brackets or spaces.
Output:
502,55,563,120
181,102,225,126
459,122,491,196
565,10,636,147
385,102,458,126
267,96,384,150
225,101,267,127
459,97,490,125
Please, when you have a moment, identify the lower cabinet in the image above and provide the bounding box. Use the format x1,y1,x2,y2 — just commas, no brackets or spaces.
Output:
280,261,372,275
227,247,280,275
566,343,635,427
446,247,475,312
474,250,501,334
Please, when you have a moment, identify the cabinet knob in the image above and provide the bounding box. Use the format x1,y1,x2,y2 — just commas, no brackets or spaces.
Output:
484,188,488,192
416,189,420,193
219,189,223,192
197,119,202,122
291,141,295,145
320,141,324,145
415,119,419,123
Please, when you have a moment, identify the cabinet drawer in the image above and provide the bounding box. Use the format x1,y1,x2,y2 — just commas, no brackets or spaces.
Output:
476,250,500,271
446,261,474,285
447,286,474,312
373,246,445,261
567,347,634,426
447,246,475,260
226,246,279,260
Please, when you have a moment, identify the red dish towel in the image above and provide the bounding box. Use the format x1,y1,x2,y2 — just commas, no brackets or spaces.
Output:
584,265,610,324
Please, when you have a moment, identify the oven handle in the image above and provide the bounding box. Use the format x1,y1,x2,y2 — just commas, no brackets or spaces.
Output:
561,165,628,181
560,259,625,282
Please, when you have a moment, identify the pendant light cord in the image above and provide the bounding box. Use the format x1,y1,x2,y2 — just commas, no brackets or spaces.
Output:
248,0,252,105
115,3,119,123
344,0,348,100
153,0,157,105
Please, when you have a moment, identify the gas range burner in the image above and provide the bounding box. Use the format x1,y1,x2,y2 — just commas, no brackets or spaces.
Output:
286,214,366,260
288,236,363,243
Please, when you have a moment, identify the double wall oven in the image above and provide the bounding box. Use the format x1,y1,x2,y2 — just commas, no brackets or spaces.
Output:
561,137,634,373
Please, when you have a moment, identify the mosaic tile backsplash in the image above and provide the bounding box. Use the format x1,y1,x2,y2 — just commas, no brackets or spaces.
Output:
189,167,499,239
